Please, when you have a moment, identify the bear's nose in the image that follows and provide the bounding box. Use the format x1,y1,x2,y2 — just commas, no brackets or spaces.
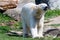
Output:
44,6,48,11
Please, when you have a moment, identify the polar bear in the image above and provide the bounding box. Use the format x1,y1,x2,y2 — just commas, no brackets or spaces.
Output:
21,3,48,38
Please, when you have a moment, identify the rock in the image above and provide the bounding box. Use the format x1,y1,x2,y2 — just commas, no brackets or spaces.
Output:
43,29,60,38
0,0,18,10
48,0,60,10
3,0,35,21
0,4,17,10
3,8,21,21
43,26,56,32
6,30,23,36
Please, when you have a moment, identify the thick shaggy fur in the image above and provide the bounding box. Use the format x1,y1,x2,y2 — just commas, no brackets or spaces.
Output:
21,3,47,38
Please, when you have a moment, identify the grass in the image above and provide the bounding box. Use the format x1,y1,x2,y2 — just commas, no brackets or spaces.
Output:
0,13,22,30
45,9,60,19
48,24,60,27
0,33,23,40
0,32,60,40
0,9,60,40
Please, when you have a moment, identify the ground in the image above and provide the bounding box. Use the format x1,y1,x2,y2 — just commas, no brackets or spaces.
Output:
44,16,60,32
45,16,60,25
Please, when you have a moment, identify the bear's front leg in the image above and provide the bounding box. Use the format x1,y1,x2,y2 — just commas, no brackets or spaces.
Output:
21,16,28,37
38,15,44,38
29,15,39,38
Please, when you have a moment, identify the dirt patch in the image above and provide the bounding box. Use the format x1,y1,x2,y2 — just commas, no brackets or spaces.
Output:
45,16,60,25
44,16,60,32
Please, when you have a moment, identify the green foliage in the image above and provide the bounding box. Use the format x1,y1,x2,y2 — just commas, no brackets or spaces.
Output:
0,13,21,31
49,24,60,27
0,34,60,40
12,22,22,30
0,33,23,40
0,26,11,33
45,9,60,18
0,13,14,23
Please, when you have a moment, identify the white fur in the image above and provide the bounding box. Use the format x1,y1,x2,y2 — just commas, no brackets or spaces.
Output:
21,3,47,38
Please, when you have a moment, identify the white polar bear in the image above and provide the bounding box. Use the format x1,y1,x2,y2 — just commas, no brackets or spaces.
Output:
21,3,48,38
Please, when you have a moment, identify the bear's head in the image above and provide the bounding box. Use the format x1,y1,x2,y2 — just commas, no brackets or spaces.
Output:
34,3,48,20
38,3,48,11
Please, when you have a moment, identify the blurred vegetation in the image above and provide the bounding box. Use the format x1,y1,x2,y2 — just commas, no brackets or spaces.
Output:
0,13,22,31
